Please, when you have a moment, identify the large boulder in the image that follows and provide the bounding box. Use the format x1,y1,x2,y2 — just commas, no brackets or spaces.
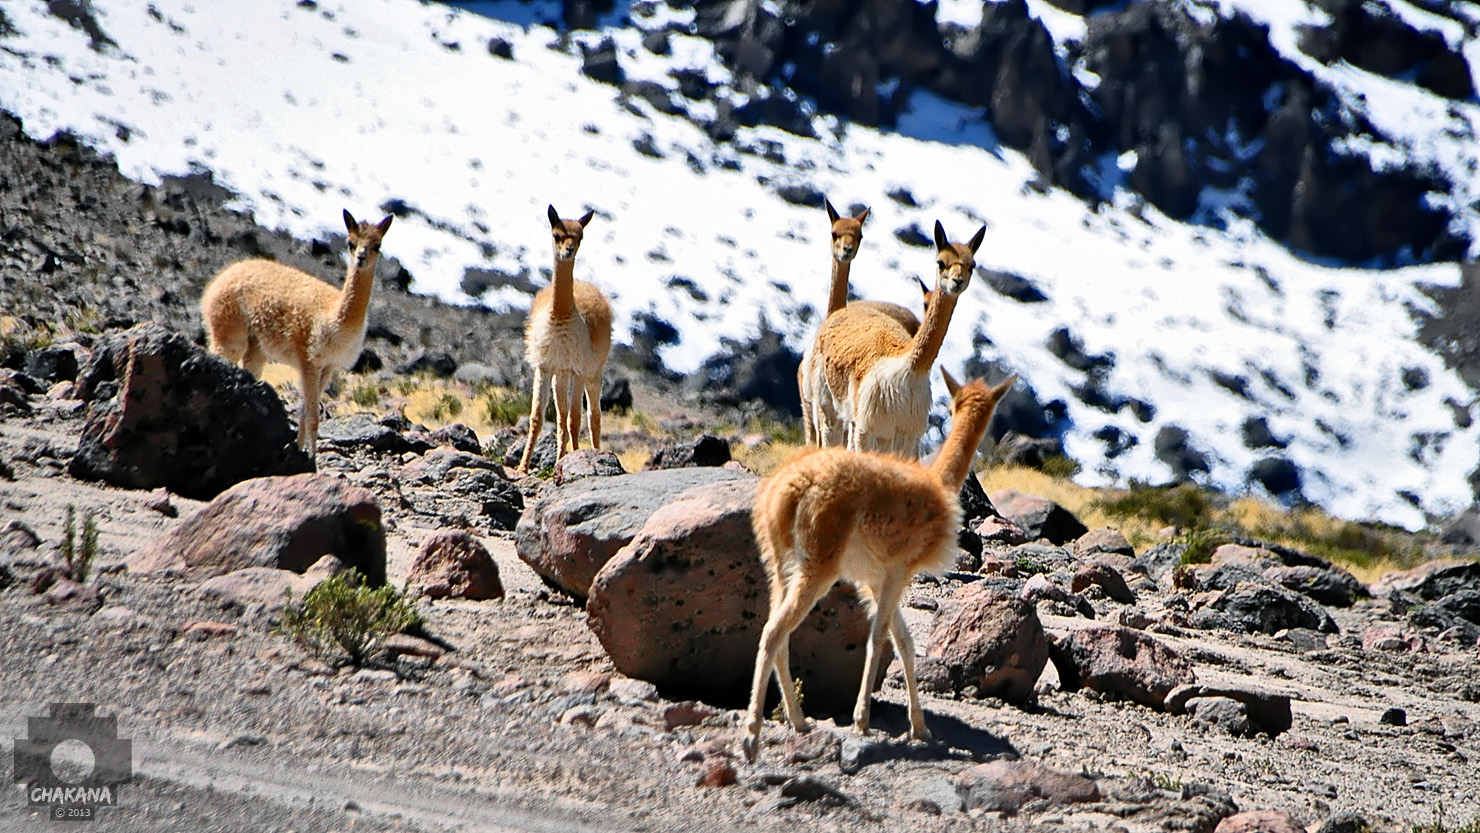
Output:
989,490,1088,545
924,582,1049,702
1377,560,1480,601
1165,683,1293,736
955,759,1101,814
515,467,747,599
70,324,311,498
1263,564,1367,607
586,478,888,715
129,473,385,584
1049,626,1196,710
1191,582,1338,634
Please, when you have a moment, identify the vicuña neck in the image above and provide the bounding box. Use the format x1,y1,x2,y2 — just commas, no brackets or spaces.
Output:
551,258,576,319
825,257,851,316
928,400,993,491
336,256,378,329
907,291,957,375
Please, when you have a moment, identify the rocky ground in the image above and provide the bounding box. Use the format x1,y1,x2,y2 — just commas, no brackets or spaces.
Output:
4,111,1480,832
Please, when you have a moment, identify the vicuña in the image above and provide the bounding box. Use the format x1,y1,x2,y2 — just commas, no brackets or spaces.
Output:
815,219,986,455
742,369,1016,760
200,209,393,458
518,205,613,473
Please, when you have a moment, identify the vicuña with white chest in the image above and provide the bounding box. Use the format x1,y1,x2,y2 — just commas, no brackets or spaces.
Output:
798,199,927,448
742,369,1016,760
518,205,613,473
200,209,393,458
814,219,985,456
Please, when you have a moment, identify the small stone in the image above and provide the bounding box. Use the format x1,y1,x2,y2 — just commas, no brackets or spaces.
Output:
381,633,447,660
559,706,599,728
353,668,398,683
608,676,659,703
1214,810,1304,833
696,759,737,788
839,736,889,774
183,620,239,638
1379,707,1407,726
145,487,177,517
784,730,839,765
663,701,718,730
560,670,610,695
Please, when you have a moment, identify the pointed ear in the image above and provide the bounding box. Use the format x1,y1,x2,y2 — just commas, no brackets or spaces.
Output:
989,374,1018,401
855,206,870,225
915,276,930,298
933,220,948,250
941,367,961,397
547,205,562,229
376,215,393,235
577,209,595,228
825,199,840,224
968,224,987,255
343,209,358,235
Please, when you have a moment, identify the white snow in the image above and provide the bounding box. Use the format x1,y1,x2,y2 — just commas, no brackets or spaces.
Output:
1,0,1477,530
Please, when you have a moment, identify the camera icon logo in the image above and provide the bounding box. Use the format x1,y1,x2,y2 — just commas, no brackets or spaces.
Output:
12,703,132,821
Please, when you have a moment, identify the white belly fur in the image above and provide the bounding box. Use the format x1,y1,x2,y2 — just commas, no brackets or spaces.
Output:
527,312,601,378
850,354,930,456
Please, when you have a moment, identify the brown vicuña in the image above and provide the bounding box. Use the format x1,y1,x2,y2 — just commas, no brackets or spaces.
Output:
201,209,393,457
815,219,985,455
742,369,1017,760
798,199,927,448
517,205,613,473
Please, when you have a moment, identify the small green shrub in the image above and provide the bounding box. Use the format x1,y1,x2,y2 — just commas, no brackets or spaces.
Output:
277,569,421,666
770,677,805,722
426,392,463,422
59,505,99,583
1095,481,1214,530
1039,454,1082,479
349,380,385,408
480,387,532,426
1175,524,1226,566
1014,557,1049,577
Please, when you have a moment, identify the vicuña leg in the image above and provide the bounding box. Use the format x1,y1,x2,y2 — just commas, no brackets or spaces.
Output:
519,368,552,473
564,374,584,453
583,377,602,450
241,337,267,379
852,574,908,736
296,359,323,455
890,609,932,742
743,573,835,760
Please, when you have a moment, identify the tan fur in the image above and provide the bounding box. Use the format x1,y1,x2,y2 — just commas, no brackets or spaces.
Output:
814,220,986,456
518,205,613,473
201,209,393,457
799,200,925,448
742,372,1016,760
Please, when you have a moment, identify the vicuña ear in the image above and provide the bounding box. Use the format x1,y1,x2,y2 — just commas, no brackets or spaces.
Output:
547,205,562,229
915,276,930,299
376,215,393,235
855,206,870,225
825,199,840,224
968,224,987,254
941,367,962,397
933,220,948,250
577,209,595,228
989,375,1018,402
344,209,358,235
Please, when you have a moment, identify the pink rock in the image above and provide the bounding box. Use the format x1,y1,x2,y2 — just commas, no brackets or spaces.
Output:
1072,562,1136,603
1211,544,1282,572
1049,625,1196,709
956,759,1100,812
925,582,1048,702
975,515,1028,546
663,701,720,730
1074,527,1134,557
407,530,503,601
1213,810,1304,833
183,620,238,637
130,473,384,583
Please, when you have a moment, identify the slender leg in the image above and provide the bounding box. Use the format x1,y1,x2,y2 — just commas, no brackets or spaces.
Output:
583,378,602,450
518,368,551,473
799,361,816,447
297,362,321,457
890,608,932,742
551,373,574,458
241,337,266,379
564,374,582,453
853,575,908,736
743,575,834,760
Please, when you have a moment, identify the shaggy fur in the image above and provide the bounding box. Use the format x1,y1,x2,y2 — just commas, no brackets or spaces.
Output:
518,205,613,473
201,209,393,457
742,371,1017,760
815,220,986,456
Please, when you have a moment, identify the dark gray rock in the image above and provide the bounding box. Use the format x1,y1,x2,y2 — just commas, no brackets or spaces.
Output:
320,412,431,455
553,448,625,485
1263,564,1367,607
397,351,457,378
990,490,1087,545
70,324,311,499
24,344,80,384
1190,582,1337,634
644,434,730,470
1186,696,1253,736
1164,683,1293,735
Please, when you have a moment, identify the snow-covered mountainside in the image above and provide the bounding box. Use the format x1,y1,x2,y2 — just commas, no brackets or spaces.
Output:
2,0,1479,530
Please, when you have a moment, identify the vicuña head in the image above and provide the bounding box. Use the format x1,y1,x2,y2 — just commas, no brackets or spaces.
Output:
826,198,868,265
518,204,613,473
743,367,1016,761
813,218,987,456
200,208,393,458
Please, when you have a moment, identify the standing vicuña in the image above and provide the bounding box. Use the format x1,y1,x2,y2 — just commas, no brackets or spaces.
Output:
518,205,613,473
798,199,925,448
815,220,985,455
742,370,1016,760
201,209,393,458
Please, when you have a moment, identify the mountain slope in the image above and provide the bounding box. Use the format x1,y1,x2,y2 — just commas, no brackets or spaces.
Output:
1,0,1477,529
